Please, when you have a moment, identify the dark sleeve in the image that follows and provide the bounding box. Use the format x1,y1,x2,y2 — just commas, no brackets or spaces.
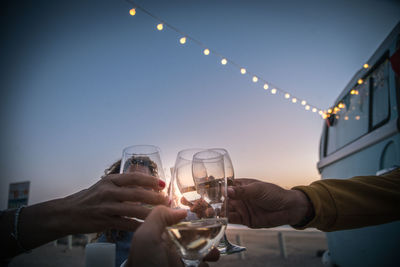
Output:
292,169,400,232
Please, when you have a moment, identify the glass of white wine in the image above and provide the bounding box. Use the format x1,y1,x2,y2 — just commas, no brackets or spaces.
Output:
210,148,246,255
120,145,166,211
167,149,227,267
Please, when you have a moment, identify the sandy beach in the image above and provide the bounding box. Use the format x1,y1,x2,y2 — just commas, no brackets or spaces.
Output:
9,228,327,267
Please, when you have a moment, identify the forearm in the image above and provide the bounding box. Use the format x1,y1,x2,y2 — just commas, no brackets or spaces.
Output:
0,197,73,259
293,169,400,231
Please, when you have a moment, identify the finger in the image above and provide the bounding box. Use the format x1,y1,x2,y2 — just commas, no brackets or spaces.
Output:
112,187,168,205
107,173,164,190
110,203,153,219
234,178,261,186
228,183,259,200
228,212,243,224
180,197,193,207
110,217,142,231
203,247,220,262
139,206,187,237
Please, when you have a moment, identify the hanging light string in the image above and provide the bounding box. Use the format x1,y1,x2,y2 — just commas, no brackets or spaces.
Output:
126,0,344,118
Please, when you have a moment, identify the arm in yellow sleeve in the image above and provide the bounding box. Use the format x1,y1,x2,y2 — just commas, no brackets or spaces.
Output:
292,169,400,232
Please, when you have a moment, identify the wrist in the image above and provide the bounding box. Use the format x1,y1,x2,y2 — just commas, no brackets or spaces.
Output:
287,189,314,226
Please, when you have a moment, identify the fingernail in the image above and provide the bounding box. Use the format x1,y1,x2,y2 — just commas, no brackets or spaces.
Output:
227,187,235,197
159,180,166,188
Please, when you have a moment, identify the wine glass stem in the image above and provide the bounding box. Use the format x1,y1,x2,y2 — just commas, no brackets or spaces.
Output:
182,259,200,267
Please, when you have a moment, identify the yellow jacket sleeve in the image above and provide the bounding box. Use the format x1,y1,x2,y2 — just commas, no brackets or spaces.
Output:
292,169,400,232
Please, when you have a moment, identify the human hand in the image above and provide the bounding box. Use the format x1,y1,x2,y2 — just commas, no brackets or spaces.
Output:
127,206,220,267
228,178,312,228
60,172,168,234
180,197,215,218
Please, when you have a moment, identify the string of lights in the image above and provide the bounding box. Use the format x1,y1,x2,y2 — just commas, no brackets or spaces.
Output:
125,0,370,119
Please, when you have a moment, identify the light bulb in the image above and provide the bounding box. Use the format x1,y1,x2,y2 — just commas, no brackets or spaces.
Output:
357,78,363,84
263,83,269,90
252,76,258,83
305,105,310,110
338,103,345,108
179,37,186,44
363,63,369,69
271,88,277,94
221,58,227,65
344,116,349,120
328,109,332,113
129,8,136,16
319,110,323,115
292,98,297,103
203,49,210,55
157,23,163,31
312,108,317,112
355,115,360,120
240,68,246,74
301,100,306,106
284,93,290,99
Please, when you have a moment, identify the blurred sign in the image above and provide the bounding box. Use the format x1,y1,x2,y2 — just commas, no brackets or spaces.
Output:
8,181,30,209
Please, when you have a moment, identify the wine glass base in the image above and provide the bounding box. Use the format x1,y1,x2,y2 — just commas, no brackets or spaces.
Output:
218,244,247,255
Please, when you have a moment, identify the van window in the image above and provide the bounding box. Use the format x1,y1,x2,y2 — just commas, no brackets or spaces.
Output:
371,60,390,128
326,80,370,155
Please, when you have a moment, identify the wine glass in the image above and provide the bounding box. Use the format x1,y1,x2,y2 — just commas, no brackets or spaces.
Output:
210,148,246,255
167,149,227,267
120,145,166,210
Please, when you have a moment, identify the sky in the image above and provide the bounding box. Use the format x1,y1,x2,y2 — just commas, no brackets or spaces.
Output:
1,0,399,209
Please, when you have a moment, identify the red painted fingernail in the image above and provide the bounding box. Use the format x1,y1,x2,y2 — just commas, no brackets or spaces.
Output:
159,180,166,188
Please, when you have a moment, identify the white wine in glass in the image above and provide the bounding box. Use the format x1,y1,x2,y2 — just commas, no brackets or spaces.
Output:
167,149,228,267
210,148,246,255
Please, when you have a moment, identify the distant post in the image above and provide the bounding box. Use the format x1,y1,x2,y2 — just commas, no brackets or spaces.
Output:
278,232,288,259
8,181,30,209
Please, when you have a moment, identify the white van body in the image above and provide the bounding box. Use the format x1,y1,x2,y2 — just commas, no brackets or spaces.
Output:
317,23,400,267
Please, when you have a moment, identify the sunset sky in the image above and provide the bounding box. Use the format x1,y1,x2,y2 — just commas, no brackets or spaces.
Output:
1,0,399,208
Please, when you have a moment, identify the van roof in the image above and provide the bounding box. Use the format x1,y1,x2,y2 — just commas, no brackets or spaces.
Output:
333,22,400,107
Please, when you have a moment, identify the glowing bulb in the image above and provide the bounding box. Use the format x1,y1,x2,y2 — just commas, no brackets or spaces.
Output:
240,68,246,74
203,49,210,55
357,78,363,84
312,108,317,112
334,107,340,113
336,115,340,119
221,58,227,65
252,76,258,83
271,88,277,94
355,115,360,120
338,103,345,108
292,98,297,103
179,37,186,44
263,83,269,90
344,116,349,120
305,105,310,110
319,110,323,115
284,93,290,99
129,8,136,16
322,113,328,119
363,63,369,69
301,100,306,106
157,23,163,31
328,109,332,114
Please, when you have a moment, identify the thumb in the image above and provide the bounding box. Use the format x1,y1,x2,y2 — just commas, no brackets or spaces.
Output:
228,184,256,200
140,206,187,236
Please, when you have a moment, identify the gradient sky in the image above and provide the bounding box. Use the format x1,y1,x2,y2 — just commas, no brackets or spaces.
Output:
1,0,399,209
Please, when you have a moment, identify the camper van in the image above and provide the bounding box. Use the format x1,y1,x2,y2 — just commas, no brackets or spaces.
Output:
317,22,400,266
